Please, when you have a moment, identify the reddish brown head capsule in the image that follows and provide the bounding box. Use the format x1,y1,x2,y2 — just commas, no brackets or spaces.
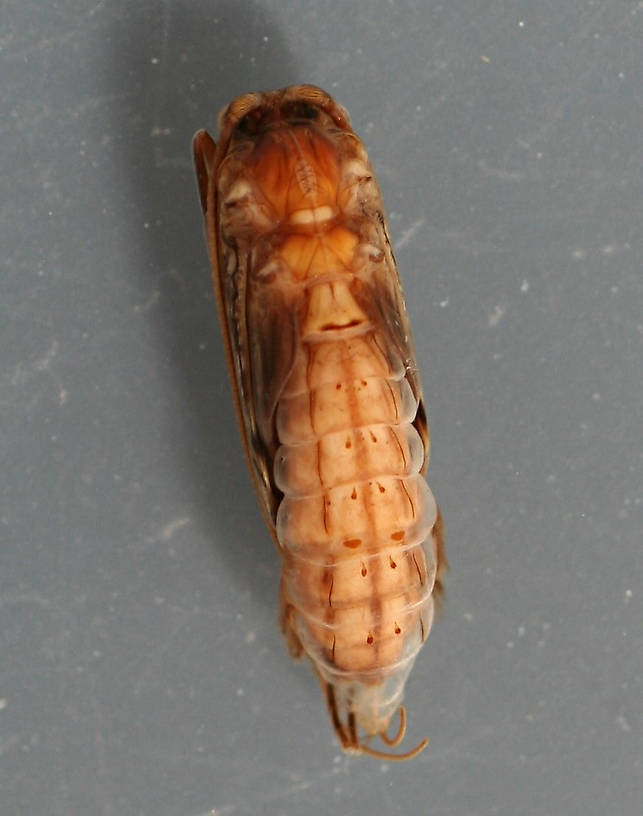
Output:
194,85,446,759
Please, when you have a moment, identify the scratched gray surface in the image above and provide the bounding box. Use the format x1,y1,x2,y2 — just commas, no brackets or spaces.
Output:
2,1,642,815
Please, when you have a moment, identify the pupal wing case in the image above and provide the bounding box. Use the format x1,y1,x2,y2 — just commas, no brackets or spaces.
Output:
193,85,445,759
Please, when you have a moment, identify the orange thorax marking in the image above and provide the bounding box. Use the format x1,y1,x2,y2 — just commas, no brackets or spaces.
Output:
251,126,366,330
251,126,341,220
279,227,359,280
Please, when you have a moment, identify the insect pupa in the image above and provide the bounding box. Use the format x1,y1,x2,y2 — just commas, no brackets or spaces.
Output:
193,85,446,759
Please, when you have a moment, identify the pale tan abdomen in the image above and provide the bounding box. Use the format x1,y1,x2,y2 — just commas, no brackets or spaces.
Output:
276,311,438,735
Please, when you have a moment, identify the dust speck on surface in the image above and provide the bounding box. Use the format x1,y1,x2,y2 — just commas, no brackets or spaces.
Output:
396,218,425,249
160,517,191,541
488,305,505,326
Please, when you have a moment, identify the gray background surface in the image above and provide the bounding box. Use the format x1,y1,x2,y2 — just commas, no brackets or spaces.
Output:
2,2,642,814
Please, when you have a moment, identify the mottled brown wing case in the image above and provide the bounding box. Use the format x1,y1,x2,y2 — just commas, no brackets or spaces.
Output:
194,85,445,759
193,124,284,534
